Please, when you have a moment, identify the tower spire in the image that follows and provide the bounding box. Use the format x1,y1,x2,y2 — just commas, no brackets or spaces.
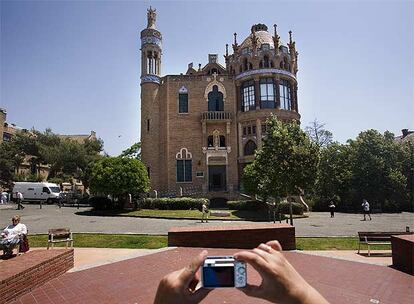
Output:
232,33,239,52
273,24,280,50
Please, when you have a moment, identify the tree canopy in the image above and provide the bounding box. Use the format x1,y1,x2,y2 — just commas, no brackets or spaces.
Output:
243,116,319,200
89,157,149,197
0,129,103,187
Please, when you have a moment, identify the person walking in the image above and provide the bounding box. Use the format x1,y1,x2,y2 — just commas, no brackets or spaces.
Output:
362,199,371,221
16,191,24,210
201,202,209,223
328,201,336,218
1,192,8,204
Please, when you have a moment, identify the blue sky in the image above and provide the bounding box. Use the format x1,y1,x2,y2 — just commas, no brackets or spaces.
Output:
1,0,413,155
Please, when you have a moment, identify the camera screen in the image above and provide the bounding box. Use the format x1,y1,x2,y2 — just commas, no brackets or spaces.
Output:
203,266,235,287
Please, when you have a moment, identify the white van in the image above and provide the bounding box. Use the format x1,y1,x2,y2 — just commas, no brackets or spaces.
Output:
12,182,61,204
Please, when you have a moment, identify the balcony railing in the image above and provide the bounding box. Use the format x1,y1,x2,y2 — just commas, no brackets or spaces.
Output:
201,111,232,121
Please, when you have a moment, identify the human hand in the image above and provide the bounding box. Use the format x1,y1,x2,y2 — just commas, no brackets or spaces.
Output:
154,250,212,304
234,241,329,304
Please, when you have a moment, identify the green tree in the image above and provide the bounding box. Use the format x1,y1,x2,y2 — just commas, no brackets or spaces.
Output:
89,157,149,208
347,130,408,211
120,142,141,159
313,142,353,210
243,117,319,222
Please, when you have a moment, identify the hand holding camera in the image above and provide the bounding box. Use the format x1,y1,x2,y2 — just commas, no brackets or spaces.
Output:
154,241,329,304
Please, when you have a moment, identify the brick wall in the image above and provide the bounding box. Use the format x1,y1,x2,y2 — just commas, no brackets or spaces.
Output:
168,223,295,250
391,235,414,275
0,249,74,304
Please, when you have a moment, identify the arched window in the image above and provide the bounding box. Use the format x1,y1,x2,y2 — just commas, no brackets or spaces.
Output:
176,148,192,182
239,65,243,73
279,80,292,110
241,80,255,112
270,61,274,68
208,85,224,111
259,61,263,68
260,78,275,109
248,62,253,70
243,58,248,71
263,55,270,68
244,140,257,156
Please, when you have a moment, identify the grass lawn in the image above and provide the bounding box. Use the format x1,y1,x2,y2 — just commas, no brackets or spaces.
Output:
118,209,306,221
28,234,391,251
29,233,167,249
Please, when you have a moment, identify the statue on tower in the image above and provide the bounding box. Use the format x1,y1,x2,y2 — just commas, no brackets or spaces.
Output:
147,6,157,29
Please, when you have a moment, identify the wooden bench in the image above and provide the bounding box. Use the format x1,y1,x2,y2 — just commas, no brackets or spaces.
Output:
47,228,73,249
358,231,413,256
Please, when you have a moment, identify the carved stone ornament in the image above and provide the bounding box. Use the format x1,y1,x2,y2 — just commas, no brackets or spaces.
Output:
179,86,188,94
204,74,227,101
147,7,157,29
176,148,192,160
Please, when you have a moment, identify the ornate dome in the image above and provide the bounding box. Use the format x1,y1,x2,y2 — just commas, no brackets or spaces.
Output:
240,24,275,50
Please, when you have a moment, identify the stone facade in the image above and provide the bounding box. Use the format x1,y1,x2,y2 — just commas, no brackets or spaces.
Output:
140,9,300,199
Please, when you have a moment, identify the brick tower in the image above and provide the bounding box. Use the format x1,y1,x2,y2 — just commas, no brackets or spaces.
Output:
140,7,162,190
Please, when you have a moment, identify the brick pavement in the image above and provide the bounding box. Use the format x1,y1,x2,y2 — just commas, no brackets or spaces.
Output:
1,204,413,237
10,247,414,304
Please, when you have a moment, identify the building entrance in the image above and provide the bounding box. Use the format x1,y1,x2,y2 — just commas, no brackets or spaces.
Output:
208,165,226,191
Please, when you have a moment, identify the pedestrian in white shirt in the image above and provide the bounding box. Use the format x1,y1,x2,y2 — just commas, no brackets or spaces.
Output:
0,215,27,257
362,199,372,221
16,191,25,210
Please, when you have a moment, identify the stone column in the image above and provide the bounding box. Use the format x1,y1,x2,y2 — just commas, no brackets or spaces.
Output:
294,83,299,113
254,76,261,110
256,119,262,149
275,78,280,109
238,122,243,157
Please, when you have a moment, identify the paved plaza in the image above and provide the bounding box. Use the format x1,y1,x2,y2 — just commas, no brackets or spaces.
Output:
0,204,412,236
10,247,414,304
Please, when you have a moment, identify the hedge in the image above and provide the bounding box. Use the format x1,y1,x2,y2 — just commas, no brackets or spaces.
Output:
139,197,209,210
278,201,304,215
227,200,267,211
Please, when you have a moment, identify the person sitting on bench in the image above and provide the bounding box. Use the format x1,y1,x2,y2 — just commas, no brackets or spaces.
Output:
0,215,27,258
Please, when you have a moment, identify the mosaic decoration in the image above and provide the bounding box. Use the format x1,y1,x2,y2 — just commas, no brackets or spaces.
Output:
141,36,162,48
141,75,160,84
235,68,296,80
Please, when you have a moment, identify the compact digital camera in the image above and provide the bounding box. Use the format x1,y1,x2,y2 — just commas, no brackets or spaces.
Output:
201,256,246,288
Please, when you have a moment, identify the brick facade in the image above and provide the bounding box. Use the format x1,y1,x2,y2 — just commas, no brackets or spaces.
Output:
140,9,301,199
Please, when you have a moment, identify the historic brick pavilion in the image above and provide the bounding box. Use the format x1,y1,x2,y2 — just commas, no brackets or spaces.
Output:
140,8,300,199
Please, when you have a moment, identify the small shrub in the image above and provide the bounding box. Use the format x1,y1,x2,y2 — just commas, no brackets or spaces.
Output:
140,197,209,210
227,200,266,211
90,196,114,211
278,201,304,215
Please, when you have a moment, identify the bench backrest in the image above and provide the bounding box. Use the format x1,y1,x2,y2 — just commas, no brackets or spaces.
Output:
48,228,71,240
358,231,413,242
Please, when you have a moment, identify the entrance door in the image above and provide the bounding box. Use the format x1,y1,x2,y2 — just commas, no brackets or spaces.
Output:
208,165,226,191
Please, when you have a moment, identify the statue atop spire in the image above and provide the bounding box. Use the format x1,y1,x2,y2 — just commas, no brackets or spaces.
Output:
147,6,157,29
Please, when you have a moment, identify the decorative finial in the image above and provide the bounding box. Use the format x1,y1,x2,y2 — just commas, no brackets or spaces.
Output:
198,63,201,71
289,30,293,44
234,33,237,45
225,44,228,56
147,7,157,29
274,24,277,36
